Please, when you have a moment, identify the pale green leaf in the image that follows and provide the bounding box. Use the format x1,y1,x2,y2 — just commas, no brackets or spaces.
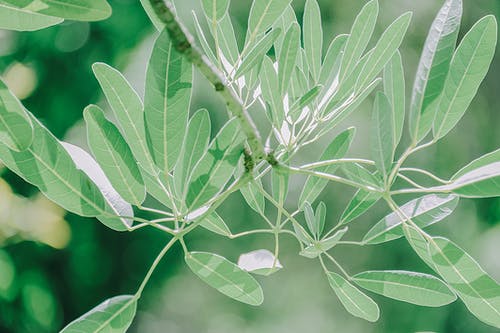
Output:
260,56,283,126
0,79,33,151
353,270,457,307
240,179,265,215
342,163,381,189
185,252,264,305
428,237,500,328
433,16,497,139
299,127,355,207
363,194,458,245
340,189,381,225
303,201,316,238
238,249,282,276
303,0,322,81
139,0,164,31
409,0,462,141
272,5,297,58
371,92,394,178
299,227,347,258
318,34,348,91
403,223,435,268
201,0,230,22
278,23,300,94
84,105,145,206
289,85,322,121
383,50,405,147
60,295,136,333
315,201,326,237
212,13,240,68
192,11,218,66
200,212,231,236
5,0,112,21
0,3,62,31
326,271,380,322
247,0,291,38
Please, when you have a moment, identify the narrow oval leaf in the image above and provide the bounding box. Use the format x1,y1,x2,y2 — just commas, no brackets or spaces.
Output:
199,212,231,236
299,127,355,207
363,194,458,244
428,237,500,328
0,79,33,151
212,14,240,68
7,0,112,21
84,105,146,206
145,28,193,175
342,163,382,189
403,223,436,269
315,201,327,237
185,252,264,305
339,0,378,81
0,3,62,31
260,56,283,126
278,23,300,94
327,271,380,322
352,270,457,307
186,119,245,210
340,189,381,225
300,227,347,258
240,179,265,215
60,295,137,333
303,201,317,237
238,249,282,276
383,50,405,147
248,0,291,38
303,0,322,81
201,0,230,22
319,34,348,86
409,0,462,141
433,16,497,139
371,92,394,178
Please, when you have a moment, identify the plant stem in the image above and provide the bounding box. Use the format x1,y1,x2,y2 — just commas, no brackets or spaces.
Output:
148,0,266,162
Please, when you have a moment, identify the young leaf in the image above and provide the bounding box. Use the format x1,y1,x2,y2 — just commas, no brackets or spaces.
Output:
201,0,230,22
278,23,300,94
340,189,381,225
174,109,211,202
409,0,462,141
145,28,193,175
363,194,458,244
4,0,112,21
199,212,231,236
186,119,245,210
339,0,378,82
0,79,33,151
235,28,281,79
342,163,381,189
0,3,62,31
238,249,282,276
353,270,457,307
247,0,291,38
60,295,137,333
92,62,157,176
84,105,146,206
371,92,395,179
300,227,347,258
272,5,297,59
433,16,497,139
319,34,348,86
185,252,264,305
383,51,405,148
260,56,284,126
293,221,313,245
355,11,412,90
403,223,435,269
428,237,500,328
315,201,327,237
240,179,265,215
326,271,380,322
212,14,240,68
303,202,317,237
61,142,134,231
303,0,323,81
299,127,355,207
192,12,218,66
289,85,322,121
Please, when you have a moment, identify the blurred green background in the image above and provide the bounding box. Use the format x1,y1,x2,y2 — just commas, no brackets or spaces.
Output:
0,0,499,332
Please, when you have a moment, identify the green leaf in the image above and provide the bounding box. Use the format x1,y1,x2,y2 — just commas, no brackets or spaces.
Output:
0,3,62,31
303,201,317,237
326,271,380,322
409,0,462,141
6,0,112,21
299,227,347,258
383,50,405,148
0,79,33,151
339,0,378,81
185,252,264,305
272,5,297,59
355,11,412,90
247,0,291,38
240,179,265,215
315,201,326,237
235,28,281,79
174,109,211,203
193,12,218,66
238,249,282,276
363,194,458,245
61,142,133,231
278,23,300,94
212,13,240,68
428,237,500,328
289,85,322,121
353,270,457,307
92,62,157,176
60,295,137,333
186,119,244,210
433,15,497,139
199,212,231,236
84,105,146,206
260,56,284,126
371,92,394,178
145,28,193,175
319,34,348,86
303,0,322,81
342,163,381,189
293,221,313,245
299,127,355,207
201,0,230,22
340,189,381,225
139,0,164,31
403,223,435,269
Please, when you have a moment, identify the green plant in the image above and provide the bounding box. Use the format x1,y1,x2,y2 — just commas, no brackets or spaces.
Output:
0,0,499,330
